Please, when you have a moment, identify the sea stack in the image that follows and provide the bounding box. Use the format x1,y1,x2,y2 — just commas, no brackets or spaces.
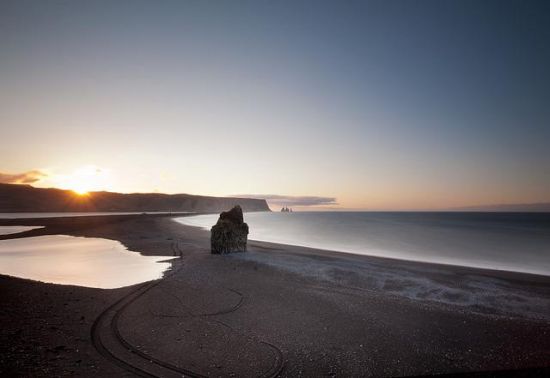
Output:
211,205,249,254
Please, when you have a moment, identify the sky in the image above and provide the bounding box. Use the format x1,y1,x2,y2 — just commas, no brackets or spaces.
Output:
1,0,549,210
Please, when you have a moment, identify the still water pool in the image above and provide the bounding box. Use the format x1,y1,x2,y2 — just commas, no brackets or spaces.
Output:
0,226,44,235
0,235,174,288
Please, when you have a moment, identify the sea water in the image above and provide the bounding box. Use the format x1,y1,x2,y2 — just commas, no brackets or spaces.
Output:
176,212,550,276
0,211,191,219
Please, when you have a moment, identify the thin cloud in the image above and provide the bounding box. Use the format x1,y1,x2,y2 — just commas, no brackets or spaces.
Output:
0,170,47,184
232,194,338,207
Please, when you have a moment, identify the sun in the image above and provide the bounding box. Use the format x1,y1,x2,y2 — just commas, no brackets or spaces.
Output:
72,187,90,196
56,165,111,195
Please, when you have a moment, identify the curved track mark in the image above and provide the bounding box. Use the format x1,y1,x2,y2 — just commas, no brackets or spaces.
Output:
201,288,245,317
260,341,285,378
111,279,208,378
92,241,284,377
92,250,206,377
91,282,159,378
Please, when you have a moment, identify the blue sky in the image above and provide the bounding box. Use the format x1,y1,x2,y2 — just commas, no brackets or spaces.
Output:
1,1,549,209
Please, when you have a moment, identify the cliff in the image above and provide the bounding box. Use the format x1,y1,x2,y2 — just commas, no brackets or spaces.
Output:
0,184,271,213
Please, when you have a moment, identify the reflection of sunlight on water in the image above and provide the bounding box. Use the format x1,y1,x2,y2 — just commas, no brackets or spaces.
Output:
0,226,44,235
0,235,174,289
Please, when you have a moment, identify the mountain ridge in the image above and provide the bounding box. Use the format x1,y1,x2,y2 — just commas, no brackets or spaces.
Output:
0,184,271,213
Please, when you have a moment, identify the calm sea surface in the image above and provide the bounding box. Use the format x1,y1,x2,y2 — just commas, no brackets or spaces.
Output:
176,212,550,276
0,211,190,219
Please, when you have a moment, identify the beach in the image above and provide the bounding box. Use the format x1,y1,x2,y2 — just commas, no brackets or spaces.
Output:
1,214,550,377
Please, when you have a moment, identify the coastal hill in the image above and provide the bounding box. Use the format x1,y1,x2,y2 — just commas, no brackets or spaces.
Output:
0,183,270,213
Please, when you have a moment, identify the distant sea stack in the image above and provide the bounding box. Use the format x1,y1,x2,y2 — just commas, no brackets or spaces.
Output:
0,184,270,213
211,205,249,254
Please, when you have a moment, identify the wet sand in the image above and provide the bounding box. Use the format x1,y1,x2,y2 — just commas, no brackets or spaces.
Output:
1,214,550,377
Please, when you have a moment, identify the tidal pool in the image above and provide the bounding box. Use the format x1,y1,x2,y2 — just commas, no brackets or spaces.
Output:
0,235,174,289
0,226,44,236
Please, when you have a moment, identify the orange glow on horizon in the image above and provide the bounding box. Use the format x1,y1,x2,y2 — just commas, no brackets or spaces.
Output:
51,165,111,195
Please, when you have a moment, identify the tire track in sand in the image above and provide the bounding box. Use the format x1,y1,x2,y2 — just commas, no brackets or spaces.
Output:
91,241,284,377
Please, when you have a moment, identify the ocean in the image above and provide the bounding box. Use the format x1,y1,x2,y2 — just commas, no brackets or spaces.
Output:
175,211,550,276
0,211,190,219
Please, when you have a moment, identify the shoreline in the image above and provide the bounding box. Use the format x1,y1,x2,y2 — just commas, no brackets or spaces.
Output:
248,238,550,285
3,212,550,283
1,214,550,376
3,213,550,319
174,212,550,279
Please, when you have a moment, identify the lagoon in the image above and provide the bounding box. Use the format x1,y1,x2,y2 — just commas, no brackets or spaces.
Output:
0,235,173,288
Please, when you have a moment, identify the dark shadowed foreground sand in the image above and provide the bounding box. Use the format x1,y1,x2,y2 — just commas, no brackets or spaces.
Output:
1,214,550,377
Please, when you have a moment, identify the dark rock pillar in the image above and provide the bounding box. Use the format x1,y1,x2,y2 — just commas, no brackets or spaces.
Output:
211,205,249,254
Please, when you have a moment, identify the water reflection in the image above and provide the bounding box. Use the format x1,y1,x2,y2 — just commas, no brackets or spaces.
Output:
0,226,44,235
0,235,174,289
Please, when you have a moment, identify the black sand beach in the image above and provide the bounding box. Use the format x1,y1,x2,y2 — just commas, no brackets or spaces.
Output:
1,214,550,377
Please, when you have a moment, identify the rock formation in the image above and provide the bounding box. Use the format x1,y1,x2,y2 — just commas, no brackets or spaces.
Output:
211,205,249,254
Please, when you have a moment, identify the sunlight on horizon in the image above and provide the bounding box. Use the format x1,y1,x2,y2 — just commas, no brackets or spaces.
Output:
1,1,549,210
49,165,112,195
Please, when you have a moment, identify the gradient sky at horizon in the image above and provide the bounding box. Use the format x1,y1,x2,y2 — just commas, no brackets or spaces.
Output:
1,0,549,210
